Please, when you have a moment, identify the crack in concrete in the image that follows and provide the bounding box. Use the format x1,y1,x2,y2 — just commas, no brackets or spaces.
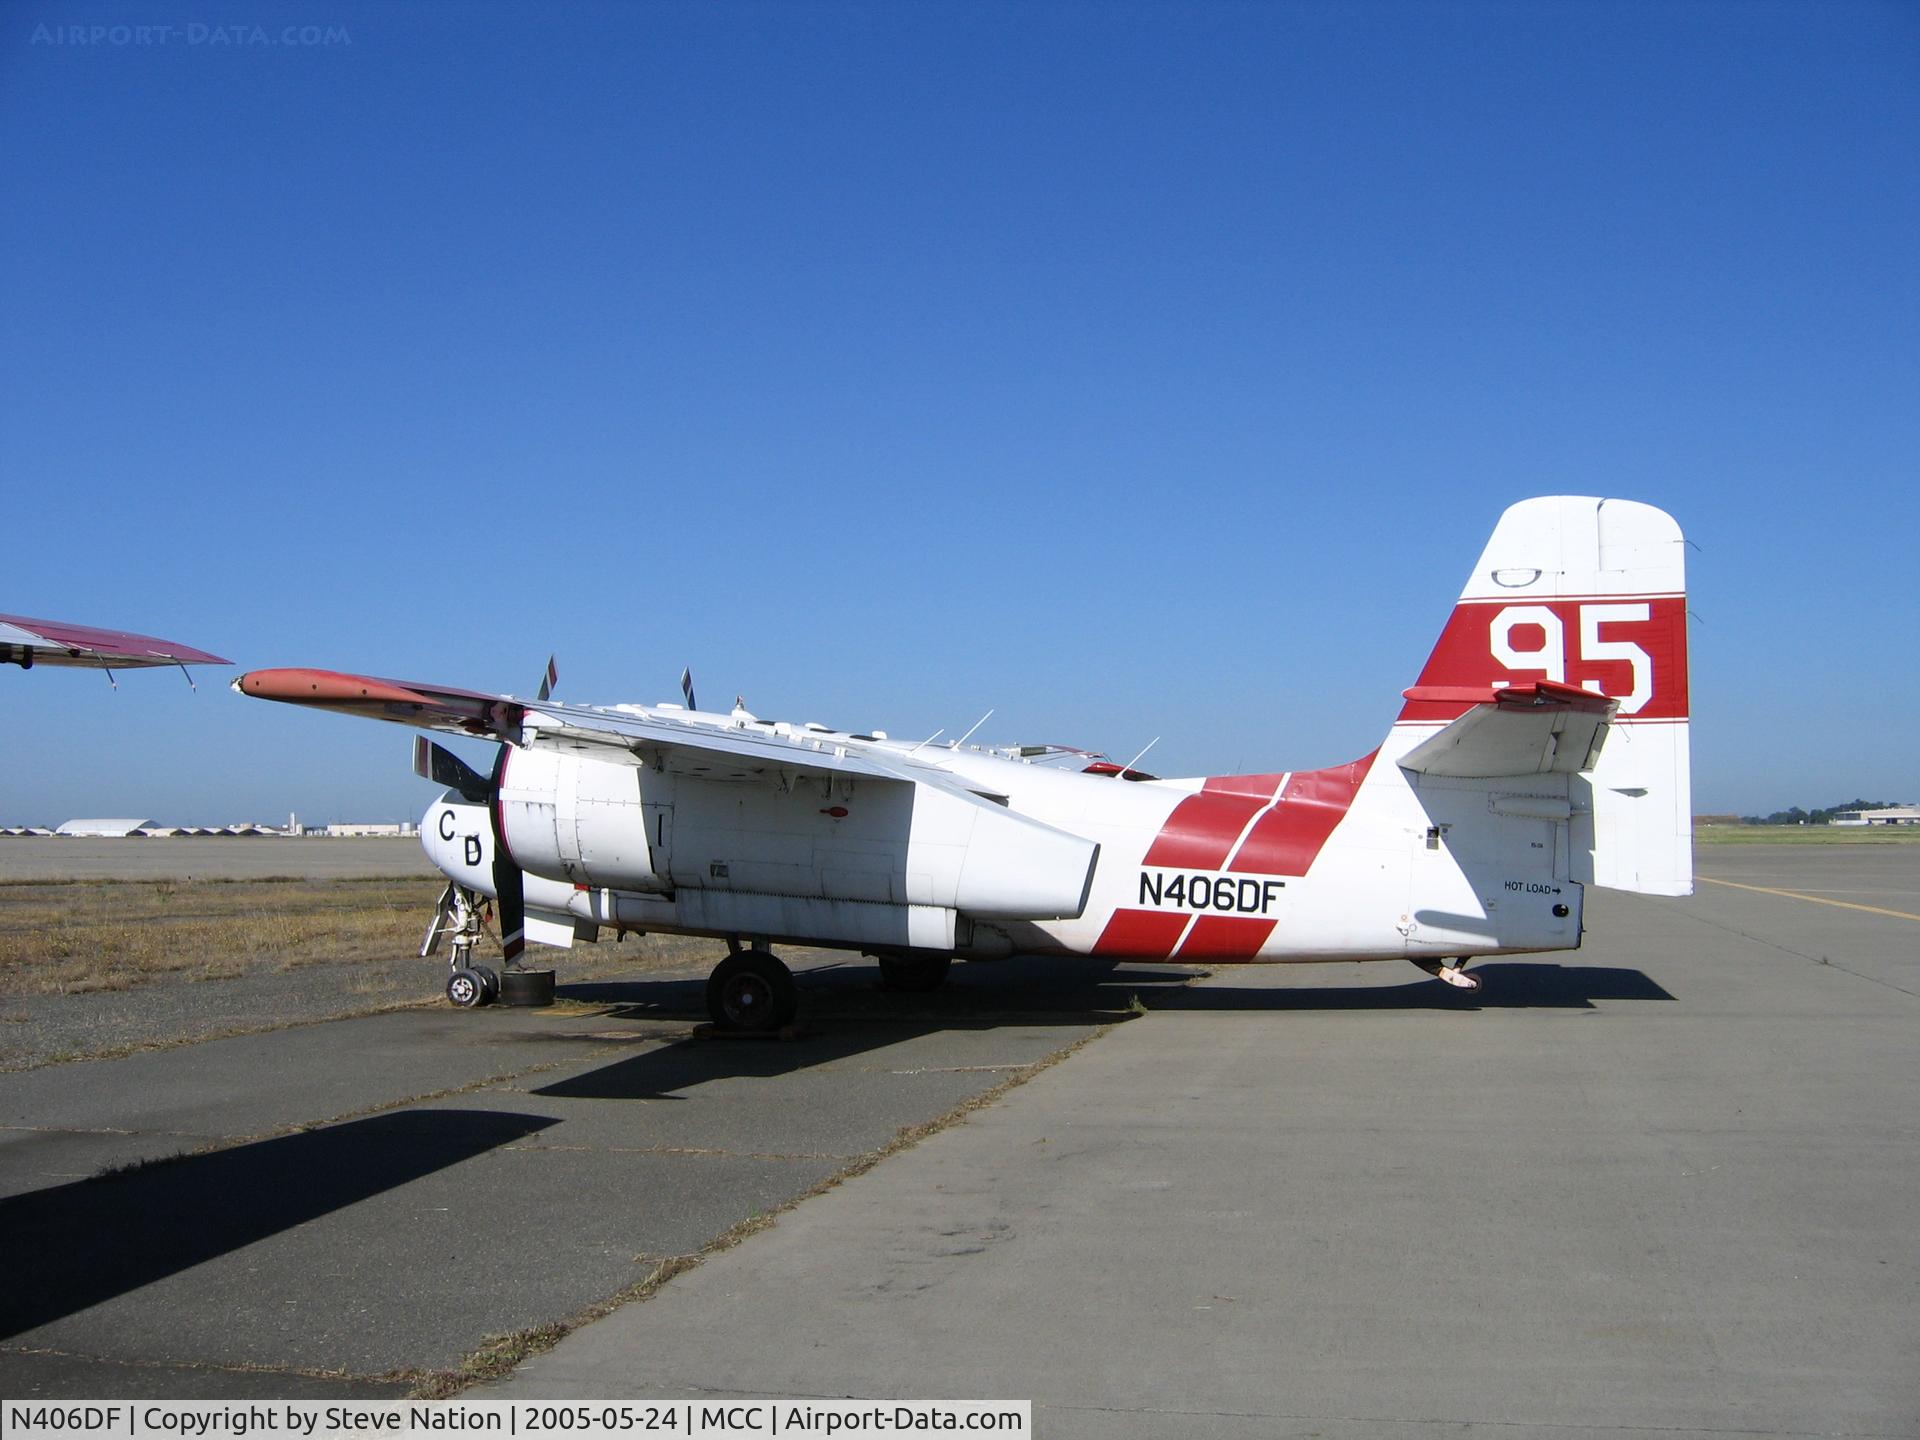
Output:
500,1142,858,1162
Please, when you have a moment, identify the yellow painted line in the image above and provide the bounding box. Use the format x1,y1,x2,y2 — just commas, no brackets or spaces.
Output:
1696,875,1920,922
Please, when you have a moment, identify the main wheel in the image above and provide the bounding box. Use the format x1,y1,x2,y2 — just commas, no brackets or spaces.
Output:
878,953,952,993
446,967,489,1008
706,949,798,1032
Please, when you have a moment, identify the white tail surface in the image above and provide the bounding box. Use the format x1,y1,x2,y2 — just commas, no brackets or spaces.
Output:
1398,497,1691,896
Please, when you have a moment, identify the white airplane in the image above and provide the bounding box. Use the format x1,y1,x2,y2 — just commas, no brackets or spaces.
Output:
2,612,229,679
236,496,1690,1028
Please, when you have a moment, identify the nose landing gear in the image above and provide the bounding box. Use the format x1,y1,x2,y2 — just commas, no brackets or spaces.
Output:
425,882,504,1007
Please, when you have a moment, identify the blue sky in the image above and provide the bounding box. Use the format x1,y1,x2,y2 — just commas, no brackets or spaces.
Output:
2,0,1915,824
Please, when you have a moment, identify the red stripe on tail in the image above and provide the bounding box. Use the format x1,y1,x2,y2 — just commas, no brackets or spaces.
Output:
1398,596,1689,724
1229,751,1377,877
1140,773,1285,870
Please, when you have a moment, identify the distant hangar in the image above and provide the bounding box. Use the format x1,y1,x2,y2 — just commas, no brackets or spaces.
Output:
1830,806,1920,826
0,819,418,838
48,818,281,837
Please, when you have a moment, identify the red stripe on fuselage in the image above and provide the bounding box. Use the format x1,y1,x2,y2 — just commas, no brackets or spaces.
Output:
1228,751,1377,878
1140,773,1285,870
1091,908,1191,959
1175,914,1278,961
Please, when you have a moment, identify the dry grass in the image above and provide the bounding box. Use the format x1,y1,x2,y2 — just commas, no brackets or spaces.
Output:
0,878,455,995
0,875,722,1000
1695,825,1920,846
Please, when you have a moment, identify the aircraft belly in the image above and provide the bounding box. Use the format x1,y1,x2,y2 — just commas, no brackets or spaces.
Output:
598,887,956,952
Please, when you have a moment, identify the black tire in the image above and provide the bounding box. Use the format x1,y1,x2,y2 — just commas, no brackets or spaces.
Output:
878,953,952,993
706,949,797,1032
445,967,488,1008
499,968,556,1007
470,965,501,1002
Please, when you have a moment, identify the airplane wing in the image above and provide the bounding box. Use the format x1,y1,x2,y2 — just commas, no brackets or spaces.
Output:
235,667,936,787
235,667,1098,917
1,613,230,670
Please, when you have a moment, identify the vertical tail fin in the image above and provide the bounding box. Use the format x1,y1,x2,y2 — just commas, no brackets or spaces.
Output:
1398,497,1692,896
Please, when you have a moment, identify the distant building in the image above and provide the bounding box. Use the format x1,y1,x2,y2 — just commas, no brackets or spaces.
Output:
50,820,291,838
38,817,412,838
55,818,155,837
1830,806,1920,827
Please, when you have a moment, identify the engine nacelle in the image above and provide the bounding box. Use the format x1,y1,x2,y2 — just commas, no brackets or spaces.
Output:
498,749,668,893
459,745,1097,931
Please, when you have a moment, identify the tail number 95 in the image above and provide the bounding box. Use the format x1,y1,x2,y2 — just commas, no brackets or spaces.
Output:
1491,602,1657,714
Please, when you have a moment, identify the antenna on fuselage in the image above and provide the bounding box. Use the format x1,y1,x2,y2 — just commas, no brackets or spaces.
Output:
951,709,995,749
1117,736,1161,779
907,727,945,755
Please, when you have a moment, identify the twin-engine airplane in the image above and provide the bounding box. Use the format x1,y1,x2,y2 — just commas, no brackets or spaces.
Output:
236,496,1690,1030
2,612,229,678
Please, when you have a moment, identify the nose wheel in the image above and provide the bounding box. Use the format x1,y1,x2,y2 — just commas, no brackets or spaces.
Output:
706,948,799,1032
446,965,500,1008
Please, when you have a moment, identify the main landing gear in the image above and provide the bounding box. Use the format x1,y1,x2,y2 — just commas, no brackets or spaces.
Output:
1412,957,1482,992
706,947,799,1033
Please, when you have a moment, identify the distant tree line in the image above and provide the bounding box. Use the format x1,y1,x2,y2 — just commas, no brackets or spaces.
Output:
1739,799,1906,826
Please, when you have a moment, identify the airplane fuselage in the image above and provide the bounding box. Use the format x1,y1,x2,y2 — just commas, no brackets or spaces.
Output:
421,714,1584,968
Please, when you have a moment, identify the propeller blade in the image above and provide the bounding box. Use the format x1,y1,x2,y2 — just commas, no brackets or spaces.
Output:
680,667,696,711
537,655,558,703
412,735,491,803
492,844,525,964
488,745,525,965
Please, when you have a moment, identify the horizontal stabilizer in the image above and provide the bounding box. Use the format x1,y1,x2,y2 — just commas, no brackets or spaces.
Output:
1398,681,1615,778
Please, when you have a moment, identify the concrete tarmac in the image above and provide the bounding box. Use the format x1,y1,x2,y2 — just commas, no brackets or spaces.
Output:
0,951,1146,1397
3,843,1914,1434
493,845,1920,1439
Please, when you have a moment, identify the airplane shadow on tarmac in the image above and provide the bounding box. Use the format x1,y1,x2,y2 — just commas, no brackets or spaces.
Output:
554,954,1199,1022
530,959,1671,1103
532,956,1189,1102
0,1109,557,1339
1146,962,1678,1012
554,954,1673,1027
